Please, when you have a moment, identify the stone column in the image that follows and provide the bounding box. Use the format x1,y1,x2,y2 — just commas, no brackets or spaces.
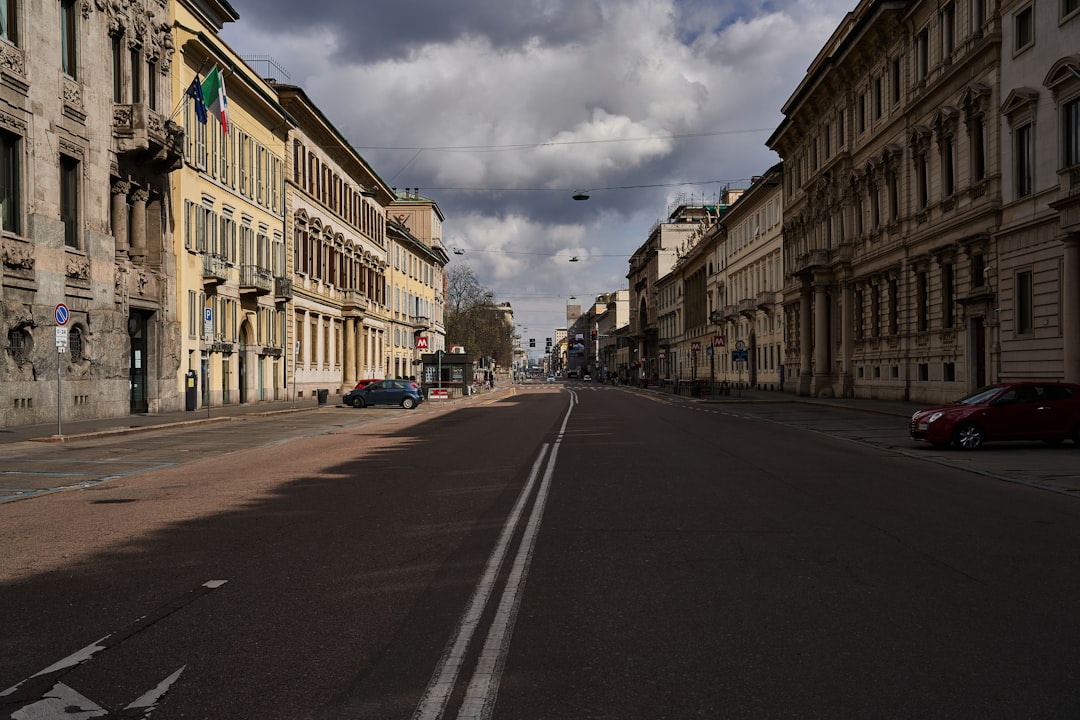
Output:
1063,232,1080,383
813,276,830,396
841,278,855,397
129,188,148,261
343,317,357,385
111,180,131,257
799,282,812,395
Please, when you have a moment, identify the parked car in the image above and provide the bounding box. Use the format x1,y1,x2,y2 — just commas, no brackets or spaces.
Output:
351,378,380,391
909,382,1080,450
547,376,556,383
344,379,424,409
583,374,591,381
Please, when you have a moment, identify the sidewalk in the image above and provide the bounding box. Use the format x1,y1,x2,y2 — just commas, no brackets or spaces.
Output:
0,397,328,445
0,385,509,445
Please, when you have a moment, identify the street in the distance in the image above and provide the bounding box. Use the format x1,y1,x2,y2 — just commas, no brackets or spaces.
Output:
2,384,1080,719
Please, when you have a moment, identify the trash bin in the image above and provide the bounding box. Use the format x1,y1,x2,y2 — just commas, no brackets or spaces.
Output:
317,388,329,406
185,370,198,411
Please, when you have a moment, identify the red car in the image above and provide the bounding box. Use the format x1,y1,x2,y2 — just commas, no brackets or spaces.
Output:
910,382,1080,450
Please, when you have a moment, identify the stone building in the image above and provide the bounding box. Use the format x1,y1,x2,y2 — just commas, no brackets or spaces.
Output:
995,0,1080,384
768,0,1005,403
1,0,183,426
275,83,393,401
714,168,785,390
627,201,717,385
173,0,293,409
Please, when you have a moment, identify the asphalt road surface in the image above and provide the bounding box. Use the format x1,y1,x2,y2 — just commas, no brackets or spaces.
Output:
2,384,1079,719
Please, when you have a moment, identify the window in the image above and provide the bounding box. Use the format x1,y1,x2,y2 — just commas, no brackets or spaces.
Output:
1014,5,1034,52
917,270,929,331
891,58,901,105
1015,123,1033,197
858,95,866,134
915,28,929,81
68,325,83,361
0,129,19,234
941,4,955,60
971,118,986,181
916,154,928,209
8,326,30,364
111,35,122,102
942,135,955,196
61,0,76,79
130,47,141,103
1065,97,1080,168
942,263,954,328
972,253,985,288
889,278,899,334
1,0,18,43
874,77,882,119
60,155,79,248
972,0,985,29
1016,270,1033,334
1066,0,1080,17
1015,269,1032,334
147,60,157,111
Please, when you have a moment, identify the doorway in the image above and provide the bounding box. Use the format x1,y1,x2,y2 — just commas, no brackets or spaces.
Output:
128,311,149,414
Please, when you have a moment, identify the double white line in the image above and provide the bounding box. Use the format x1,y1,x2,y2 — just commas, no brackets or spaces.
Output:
412,397,574,720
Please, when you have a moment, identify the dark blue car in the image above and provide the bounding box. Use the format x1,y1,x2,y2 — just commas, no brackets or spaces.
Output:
344,379,424,409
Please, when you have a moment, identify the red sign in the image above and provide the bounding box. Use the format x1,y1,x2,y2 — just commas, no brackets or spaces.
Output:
691,341,701,352
714,335,725,347
416,337,429,350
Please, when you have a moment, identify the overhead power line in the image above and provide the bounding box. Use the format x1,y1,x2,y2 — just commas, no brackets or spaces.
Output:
353,127,773,152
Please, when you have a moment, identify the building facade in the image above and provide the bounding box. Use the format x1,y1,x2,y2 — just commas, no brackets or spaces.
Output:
714,167,785,390
996,0,1080,384
173,1,292,409
2,0,183,426
276,83,393,401
769,0,1004,403
385,190,449,379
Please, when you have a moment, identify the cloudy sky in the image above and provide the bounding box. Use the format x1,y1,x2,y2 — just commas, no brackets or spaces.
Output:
221,0,854,356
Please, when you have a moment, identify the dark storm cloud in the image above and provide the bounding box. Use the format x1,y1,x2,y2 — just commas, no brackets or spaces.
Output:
231,0,606,63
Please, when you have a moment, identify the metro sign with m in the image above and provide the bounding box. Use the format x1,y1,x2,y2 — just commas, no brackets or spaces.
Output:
416,337,429,350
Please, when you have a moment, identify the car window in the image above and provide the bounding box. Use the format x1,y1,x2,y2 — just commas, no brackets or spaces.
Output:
370,381,389,391
1040,385,1075,401
956,386,1003,405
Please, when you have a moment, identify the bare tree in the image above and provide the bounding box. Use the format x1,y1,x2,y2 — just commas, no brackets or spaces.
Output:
445,265,514,365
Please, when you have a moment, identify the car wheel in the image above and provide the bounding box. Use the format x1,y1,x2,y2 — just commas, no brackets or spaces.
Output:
352,397,365,408
953,422,983,450
401,397,416,409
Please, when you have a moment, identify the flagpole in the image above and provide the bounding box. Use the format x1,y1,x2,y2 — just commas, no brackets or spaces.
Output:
166,59,213,122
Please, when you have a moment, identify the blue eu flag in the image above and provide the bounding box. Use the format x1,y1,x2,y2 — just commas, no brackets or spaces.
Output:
186,76,208,125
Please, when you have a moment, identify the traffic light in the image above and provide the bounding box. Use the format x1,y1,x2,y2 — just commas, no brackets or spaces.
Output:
529,338,536,347
590,330,597,341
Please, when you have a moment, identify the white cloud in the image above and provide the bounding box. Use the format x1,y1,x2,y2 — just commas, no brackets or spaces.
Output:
222,0,853,338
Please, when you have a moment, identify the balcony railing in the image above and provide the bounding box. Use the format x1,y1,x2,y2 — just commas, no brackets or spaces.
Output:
202,254,229,284
240,265,273,295
756,291,775,311
738,298,757,316
274,277,293,301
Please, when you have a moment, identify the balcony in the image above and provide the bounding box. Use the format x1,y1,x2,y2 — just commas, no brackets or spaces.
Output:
793,248,832,274
737,298,757,317
240,265,273,295
756,291,776,311
723,305,739,321
274,277,293,301
342,289,369,313
411,315,432,330
113,104,184,170
202,254,229,285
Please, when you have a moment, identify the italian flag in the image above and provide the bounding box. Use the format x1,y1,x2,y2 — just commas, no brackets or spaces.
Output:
201,66,228,134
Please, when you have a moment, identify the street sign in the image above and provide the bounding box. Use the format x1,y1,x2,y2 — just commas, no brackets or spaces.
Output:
691,341,701,352
714,335,725,347
55,326,68,351
416,336,429,350
204,307,213,338
732,349,748,361
54,303,69,326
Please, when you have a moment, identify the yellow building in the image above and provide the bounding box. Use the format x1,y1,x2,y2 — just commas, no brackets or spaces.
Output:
386,190,449,378
274,83,394,400
172,1,292,408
